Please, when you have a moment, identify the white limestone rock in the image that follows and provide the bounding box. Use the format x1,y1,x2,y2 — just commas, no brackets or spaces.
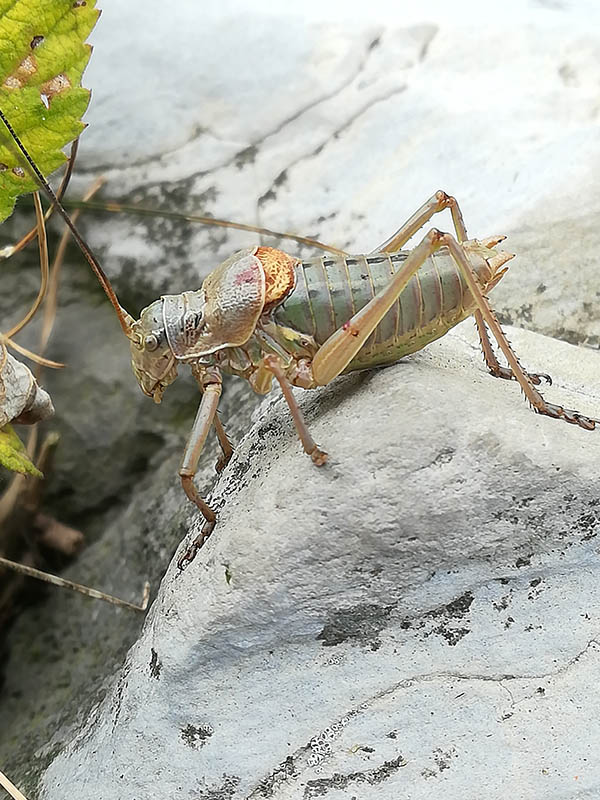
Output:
41,322,600,799
3,2,600,795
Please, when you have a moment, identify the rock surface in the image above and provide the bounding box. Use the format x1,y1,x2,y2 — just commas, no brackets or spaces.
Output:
42,323,600,799
0,2,599,798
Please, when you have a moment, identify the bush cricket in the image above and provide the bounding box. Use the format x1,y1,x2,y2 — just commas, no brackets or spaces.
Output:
1,108,597,573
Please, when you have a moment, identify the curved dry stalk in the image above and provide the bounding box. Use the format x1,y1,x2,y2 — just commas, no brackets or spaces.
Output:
1,192,64,368
0,337,63,369
0,171,150,615
0,769,29,800
0,109,133,337
1,178,107,384
37,176,105,361
4,193,49,338
0,138,79,260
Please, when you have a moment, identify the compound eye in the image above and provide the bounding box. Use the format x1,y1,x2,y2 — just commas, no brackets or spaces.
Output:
145,333,160,351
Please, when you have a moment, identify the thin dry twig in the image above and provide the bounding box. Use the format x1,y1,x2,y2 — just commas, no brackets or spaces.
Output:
1,173,150,614
5,193,49,337
1,192,63,369
0,768,30,800
0,558,150,611
37,175,105,362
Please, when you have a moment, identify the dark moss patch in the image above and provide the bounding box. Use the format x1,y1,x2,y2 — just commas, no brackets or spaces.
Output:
574,510,600,541
400,591,474,646
191,774,240,799
149,648,161,679
256,756,297,797
181,723,214,749
424,591,474,646
436,591,474,618
493,593,511,612
303,755,406,797
317,603,394,650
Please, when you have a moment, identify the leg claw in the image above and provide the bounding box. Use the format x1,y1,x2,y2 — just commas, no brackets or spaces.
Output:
490,366,552,386
538,403,598,431
310,446,328,466
529,372,552,386
214,455,228,474
177,519,217,570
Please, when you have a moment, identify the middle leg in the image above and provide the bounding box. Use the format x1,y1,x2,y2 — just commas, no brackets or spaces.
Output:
213,413,234,473
262,354,328,465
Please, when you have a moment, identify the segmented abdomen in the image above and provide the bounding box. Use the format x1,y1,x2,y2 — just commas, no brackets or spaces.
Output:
273,248,494,370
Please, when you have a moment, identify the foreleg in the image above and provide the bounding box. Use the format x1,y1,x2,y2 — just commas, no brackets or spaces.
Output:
177,380,222,568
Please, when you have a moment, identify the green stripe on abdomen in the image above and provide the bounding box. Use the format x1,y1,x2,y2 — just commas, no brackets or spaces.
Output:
273,249,484,368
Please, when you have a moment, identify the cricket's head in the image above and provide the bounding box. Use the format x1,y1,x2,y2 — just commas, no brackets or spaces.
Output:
117,246,282,404
128,301,178,404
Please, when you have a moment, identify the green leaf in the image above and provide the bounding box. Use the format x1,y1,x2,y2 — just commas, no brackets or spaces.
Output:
0,423,42,477
0,0,99,222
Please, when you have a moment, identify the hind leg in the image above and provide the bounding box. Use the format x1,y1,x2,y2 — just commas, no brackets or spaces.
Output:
373,191,552,385
372,190,468,253
440,233,598,431
474,310,552,386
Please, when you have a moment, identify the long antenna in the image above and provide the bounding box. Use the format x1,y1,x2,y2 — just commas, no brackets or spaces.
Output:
0,108,132,336
67,199,348,256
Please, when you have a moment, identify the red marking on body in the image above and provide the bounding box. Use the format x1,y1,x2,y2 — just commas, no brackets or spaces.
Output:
343,321,359,337
234,267,257,285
